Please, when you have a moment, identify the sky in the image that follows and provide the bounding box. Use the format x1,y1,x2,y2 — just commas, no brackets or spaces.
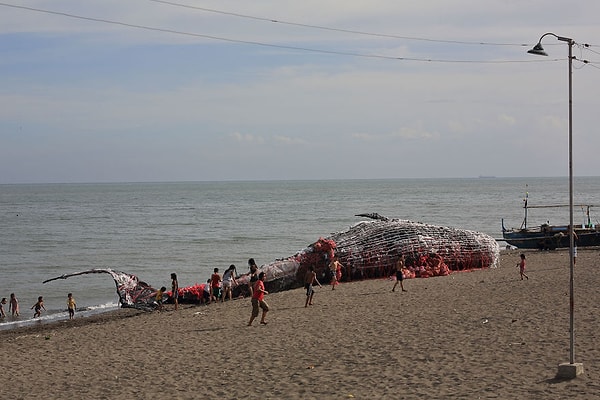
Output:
1,0,599,183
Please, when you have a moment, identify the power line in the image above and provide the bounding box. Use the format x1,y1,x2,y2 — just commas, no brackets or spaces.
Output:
581,44,600,57
148,0,529,47
0,2,564,64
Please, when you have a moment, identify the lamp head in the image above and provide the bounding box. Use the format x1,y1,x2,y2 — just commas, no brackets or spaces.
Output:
527,43,548,56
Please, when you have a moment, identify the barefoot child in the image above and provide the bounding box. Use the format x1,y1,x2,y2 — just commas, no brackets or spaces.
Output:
517,253,529,280
392,253,408,292
210,268,222,303
31,296,46,318
9,293,19,317
154,287,166,311
170,273,179,311
248,272,269,326
329,256,344,290
0,298,6,318
304,265,322,307
67,293,76,319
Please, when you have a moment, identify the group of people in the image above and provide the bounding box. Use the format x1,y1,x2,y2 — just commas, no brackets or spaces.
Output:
155,273,180,312
200,264,241,305
158,259,270,325
208,259,269,326
0,293,21,318
210,264,239,303
0,293,76,320
156,254,410,326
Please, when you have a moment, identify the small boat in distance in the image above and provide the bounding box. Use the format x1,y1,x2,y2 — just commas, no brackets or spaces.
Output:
502,201,600,250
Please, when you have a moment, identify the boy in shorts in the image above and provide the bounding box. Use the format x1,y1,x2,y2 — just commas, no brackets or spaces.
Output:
155,287,166,311
392,254,407,292
304,265,322,307
67,293,77,319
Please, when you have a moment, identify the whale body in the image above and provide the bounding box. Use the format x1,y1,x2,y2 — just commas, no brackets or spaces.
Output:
43,214,500,307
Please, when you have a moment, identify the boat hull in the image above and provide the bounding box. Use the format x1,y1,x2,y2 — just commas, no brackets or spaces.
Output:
503,228,600,250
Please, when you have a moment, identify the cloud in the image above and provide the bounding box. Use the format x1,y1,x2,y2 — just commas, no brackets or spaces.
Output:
230,132,265,144
539,115,566,131
352,125,438,142
273,135,306,145
498,114,517,126
390,126,438,140
1,1,600,182
352,133,378,141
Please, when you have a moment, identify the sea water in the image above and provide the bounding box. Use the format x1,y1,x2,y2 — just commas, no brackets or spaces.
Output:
1,177,599,329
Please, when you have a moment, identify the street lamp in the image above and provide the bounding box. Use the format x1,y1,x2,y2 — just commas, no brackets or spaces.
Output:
528,33,584,379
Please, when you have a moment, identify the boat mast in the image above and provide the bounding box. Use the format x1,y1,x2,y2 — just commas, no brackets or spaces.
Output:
586,205,591,227
520,190,528,230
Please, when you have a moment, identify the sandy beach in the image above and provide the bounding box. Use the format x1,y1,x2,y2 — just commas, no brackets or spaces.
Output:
1,249,599,399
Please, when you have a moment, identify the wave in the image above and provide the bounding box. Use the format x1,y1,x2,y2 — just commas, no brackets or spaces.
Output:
0,301,119,331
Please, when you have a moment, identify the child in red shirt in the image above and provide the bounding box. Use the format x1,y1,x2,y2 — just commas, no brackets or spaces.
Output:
517,253,529,280
248,272,269,326
210,268,222,303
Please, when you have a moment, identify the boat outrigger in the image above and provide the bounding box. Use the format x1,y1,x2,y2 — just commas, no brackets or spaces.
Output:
502,202,600,250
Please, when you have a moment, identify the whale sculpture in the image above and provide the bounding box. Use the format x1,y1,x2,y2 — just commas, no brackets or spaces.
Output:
43,268,159,310
43,214,500,307
234,213,500,296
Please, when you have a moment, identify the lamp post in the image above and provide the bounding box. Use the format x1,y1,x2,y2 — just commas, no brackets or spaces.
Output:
528,33,584,379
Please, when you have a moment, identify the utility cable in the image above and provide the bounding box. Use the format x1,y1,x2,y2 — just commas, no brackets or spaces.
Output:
0,2,568,64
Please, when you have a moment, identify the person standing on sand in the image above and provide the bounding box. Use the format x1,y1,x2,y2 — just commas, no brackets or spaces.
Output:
516,253,529,280
0,298,6,318
210,268,222,303
31,296,46,318
222,264,238,302
248,272,269,326
304,265,322,307
9,293,19,317
248,258,259,297
67,293,76,319
329,256,344,290
392,253,408,292
171,273,179,310
155,287,166,311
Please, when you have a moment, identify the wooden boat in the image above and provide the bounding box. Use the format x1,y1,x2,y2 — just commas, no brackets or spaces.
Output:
502,202,600,250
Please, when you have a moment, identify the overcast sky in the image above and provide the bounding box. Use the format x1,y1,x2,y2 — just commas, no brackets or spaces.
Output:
1,1,599,183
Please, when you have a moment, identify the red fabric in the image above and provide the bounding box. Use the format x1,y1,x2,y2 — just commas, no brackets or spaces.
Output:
211,273,221,288
252,280,265,301
167,283,205,302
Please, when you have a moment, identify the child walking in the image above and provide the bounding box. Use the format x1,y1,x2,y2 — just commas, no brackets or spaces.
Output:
9,293,19,317
31,296,46,318
248,272,269,326
328,256,343,290
155,287,166,311
67,293,76,319
0,298,6,318
517,253,529,280
304,265,322,307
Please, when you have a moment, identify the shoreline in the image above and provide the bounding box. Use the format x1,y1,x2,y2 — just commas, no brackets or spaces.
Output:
1,248,598,399
0,307,142,337
0,304,121,332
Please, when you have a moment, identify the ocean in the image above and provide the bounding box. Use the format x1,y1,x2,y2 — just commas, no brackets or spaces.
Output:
1,177,599,329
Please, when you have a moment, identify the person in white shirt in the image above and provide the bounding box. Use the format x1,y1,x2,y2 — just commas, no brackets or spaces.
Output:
221,264,238,302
